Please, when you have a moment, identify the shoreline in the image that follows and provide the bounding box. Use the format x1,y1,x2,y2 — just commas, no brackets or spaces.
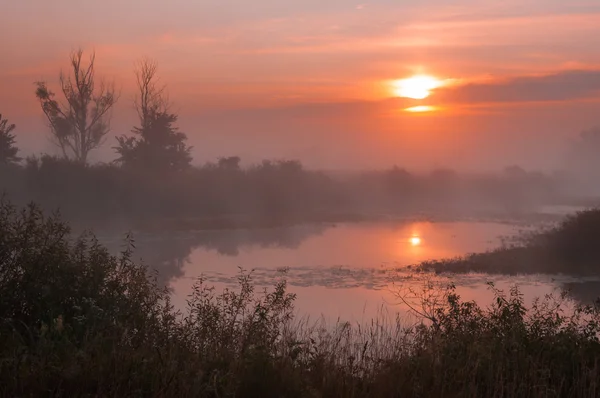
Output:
74,208,573,236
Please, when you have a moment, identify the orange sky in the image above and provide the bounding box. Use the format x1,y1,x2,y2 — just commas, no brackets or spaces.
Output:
2,0,600,170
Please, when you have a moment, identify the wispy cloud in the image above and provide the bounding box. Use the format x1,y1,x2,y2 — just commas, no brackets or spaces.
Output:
434,69,600,104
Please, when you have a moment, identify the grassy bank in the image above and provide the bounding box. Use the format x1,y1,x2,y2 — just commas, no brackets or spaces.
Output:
419,207,600,277
2,200,600,397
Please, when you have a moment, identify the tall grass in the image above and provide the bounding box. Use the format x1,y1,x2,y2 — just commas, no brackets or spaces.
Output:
2,200,600,397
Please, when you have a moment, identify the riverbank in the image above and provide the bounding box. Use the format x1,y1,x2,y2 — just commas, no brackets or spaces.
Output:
418,207,600,277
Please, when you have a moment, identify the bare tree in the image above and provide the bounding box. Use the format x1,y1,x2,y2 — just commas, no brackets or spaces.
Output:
35,49,118,163
134,57,168,130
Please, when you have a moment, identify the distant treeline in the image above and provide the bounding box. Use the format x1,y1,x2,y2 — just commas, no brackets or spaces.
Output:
0,154,567,230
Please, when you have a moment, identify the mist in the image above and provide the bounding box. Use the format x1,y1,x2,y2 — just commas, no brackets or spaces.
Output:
2,49,600,249
6,1,600,394
9,93,600,173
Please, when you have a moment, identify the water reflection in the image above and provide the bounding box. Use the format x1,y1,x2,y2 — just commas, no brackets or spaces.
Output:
99,221,600,320
165,221,522,318
100,224,328,287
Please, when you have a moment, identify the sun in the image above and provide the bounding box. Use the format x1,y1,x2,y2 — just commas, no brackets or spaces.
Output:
409,236,422,246
392,75,443,99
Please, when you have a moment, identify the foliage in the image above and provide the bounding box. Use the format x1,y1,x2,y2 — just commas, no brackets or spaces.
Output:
0,113,20,165
115,109,192,172
0,154,569,231
35,49,117,163
115,58,192,172
0,155,338,229
1,201,600,396
390,281,600,397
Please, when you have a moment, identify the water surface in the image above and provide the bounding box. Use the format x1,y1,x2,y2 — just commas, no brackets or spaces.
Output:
100,220,596,322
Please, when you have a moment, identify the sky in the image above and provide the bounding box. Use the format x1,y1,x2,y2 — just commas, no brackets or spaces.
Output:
2,0,600,171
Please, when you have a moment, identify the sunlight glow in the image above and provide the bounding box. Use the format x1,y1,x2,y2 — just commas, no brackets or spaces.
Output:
410,236,422,246
393,75,443,99
405,105,437,113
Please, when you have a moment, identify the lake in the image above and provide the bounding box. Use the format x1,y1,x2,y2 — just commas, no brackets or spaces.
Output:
101,218,597,323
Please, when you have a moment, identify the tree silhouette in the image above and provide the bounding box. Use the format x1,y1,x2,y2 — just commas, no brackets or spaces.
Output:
35,49,118,163
133,57,168,131
0,114,20,165
115,58,192,172
218,156,241,170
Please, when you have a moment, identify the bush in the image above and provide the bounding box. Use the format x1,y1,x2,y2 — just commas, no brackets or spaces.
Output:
0,199,304,396
0,199,175,395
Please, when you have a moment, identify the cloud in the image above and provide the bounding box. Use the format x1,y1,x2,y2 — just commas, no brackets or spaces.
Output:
434,69,600,104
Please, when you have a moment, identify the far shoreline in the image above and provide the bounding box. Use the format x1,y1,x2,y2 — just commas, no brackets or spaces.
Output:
77,206,587,236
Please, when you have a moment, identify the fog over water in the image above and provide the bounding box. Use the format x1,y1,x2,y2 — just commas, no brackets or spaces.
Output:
96,216,594,321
